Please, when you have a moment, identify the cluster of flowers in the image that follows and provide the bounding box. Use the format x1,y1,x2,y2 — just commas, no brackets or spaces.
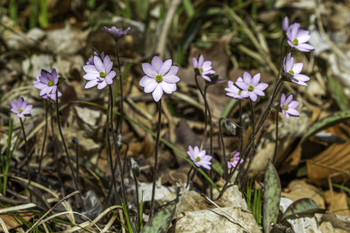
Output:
10,17,313,171
226,16,314,119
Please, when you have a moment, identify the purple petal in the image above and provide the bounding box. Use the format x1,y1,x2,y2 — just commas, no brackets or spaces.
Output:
142,63,157,78
94,56,104,72
161,82,175,94
85,80,98,89
295,43,314,52
83,65,99,74
144,80,158,93
287,108,300,116
292,63,303,74
163,74,180,83
198,55,204,67
103,55,113,74
285,94,293,105
297,30,310,43
84,73,98,81
243,72,251,84
294,74,310,82
249,92,257,102
152,85,163,102
282,16,289,31
255,83,268,91
235,81,249,90
289,100,299,108
280,93,286,105
97,81,107,89
252,73,261,86
160,59,172,75
151,56,163,73
139,76,153,87
240,90,249,98
193,57,198,68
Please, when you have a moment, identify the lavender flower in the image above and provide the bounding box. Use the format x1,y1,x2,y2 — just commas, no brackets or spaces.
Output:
83,53,116,90
104,26,130,40
193,55,215,82
187,146,212,170
10,97,32,118
286,23,314,52
280,93,300,119
33,69,62,100
227,151,243,169
283,53,310,86
139,56,180,102
235,72,268,102
225,78,246,100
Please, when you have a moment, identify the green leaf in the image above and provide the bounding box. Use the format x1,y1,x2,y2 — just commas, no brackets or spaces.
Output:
220,98,238,118
327,75,350,111
263,161,281,233
183,0,195,17
212,160,224,177
282,198,325,220
38,0,49,28
141,201,176,233
136,0,149,21
301,110,350,143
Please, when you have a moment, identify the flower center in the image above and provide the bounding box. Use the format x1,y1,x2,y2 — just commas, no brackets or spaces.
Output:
238,90,241,95
248,85,254,92
288,70,294,75
48,81,54,87
18,108,23,113
100,72,106,78
292,39,298,45
230,157,234,162
155,74,163,83
195,157,201,162
283,105,289,110
199,68,203,73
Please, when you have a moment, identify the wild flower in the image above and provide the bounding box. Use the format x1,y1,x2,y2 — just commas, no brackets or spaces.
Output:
139,56,180,102
283,53,310,86
225,78,246,100
280,93,300,119
83,53,116,90
227,151,243,169
187,146,212,170
33,69,62,100
235,72,268,102
286,23,314,52
193,55,215,82
10,97,32,118
104,26,130,40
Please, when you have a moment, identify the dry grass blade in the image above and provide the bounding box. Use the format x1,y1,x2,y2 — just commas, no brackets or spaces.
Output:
65,205,123,233
0,217,10,233
25,190,80,233
101,214,117,233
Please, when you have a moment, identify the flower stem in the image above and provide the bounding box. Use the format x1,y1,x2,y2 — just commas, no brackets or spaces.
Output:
218,118,228,180
149,99,162,219
108,86,129,217
55,93,82,205
273,112,279,163
185,166,194,188
114,41,124,137
38,99,48,175
239,100,243,154
19,118,29,182
249,100,256,151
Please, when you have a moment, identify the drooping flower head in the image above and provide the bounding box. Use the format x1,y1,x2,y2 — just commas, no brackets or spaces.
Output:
280,93,300,119
225,77,246,100
139,56,180,102
227,151,243,169
187,146,212,170
11,97,32,118
193,55,216,82
83,53,116,90
286,23,314,52
104,26,130,41
33,69,62,101
235,72,268,102
283,53,310,86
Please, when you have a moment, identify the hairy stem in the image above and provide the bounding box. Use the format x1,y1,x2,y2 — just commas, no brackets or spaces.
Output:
149,99,162,219
38,99,48,175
